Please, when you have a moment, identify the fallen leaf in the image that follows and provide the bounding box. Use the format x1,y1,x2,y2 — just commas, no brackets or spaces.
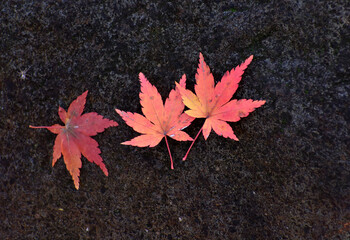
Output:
116,73,194,169
30,91,118,189
176,53,266,160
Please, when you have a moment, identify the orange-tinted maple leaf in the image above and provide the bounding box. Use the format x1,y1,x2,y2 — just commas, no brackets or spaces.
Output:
30,91,118,189
176,53,266,160
116,73,194,169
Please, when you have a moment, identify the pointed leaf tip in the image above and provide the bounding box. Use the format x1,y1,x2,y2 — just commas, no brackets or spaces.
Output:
246,55,254,64
179,74,186,88
139,72,146,81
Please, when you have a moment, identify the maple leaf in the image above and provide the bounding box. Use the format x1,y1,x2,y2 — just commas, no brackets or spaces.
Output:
30,91,118,189
176,53,266,160
116,73,194,169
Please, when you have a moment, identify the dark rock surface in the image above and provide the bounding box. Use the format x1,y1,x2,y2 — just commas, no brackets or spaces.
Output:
1,0,349,239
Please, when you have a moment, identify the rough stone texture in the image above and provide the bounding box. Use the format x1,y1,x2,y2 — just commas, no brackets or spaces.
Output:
1,0,349,239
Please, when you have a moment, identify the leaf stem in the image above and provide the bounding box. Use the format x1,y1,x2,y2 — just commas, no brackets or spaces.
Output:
183,127,202,161
164,136,174,170
29,125,50,128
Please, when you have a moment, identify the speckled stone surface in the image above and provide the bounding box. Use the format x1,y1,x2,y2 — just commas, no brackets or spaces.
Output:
1,1,349,239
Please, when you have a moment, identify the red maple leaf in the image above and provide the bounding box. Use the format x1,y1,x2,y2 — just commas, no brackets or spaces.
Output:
176,53,266,160
30,91,118,189
116,73,194,169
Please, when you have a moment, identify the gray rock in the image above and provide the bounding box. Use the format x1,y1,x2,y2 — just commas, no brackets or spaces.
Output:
1,0,349,239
